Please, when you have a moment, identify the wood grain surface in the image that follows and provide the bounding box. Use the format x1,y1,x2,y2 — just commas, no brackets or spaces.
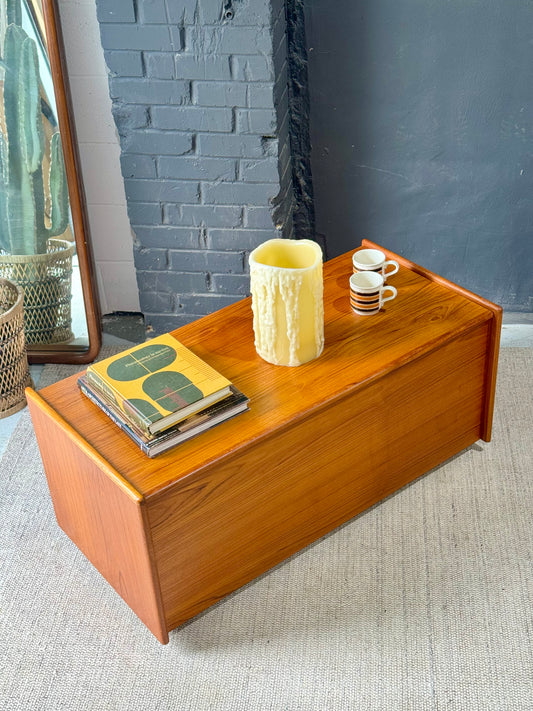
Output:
149,323,490,630
31,248,496,498
27,245,501,642
26,390,168,643
361,239,502,440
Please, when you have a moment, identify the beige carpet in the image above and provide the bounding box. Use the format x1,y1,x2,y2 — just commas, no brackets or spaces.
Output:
0,348,532,711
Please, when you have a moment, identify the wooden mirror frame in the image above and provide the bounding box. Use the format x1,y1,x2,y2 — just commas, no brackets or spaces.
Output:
27,0,102,364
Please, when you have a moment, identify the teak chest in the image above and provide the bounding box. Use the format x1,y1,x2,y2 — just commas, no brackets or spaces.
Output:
27,242,502,643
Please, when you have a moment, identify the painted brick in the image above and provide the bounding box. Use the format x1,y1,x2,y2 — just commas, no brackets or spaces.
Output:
164,204,243,227
134,247,169,270
124,179,200,203
261,137,279,156
192,81,248,108
284,215,295,240
210,273,250,295
99,24,176,51
96,0,290,325
277,107,290,147
273,23,287,73
96,0,135,23
207,228,276,250
144,52,175,79
109,78,190,105
158,156,237,182
277,188,293,229
111,104,149,130
139,291,174,313
218,0,271,26
139,270,208,293
278,161,292,196
270,0,286,15
272,0,292,47
134,226,202,249
168,250,211,273
248,83,275,108
239,157,279,183
164,0,198,24
151,106,233,132
236,109,277,134
138,0,167,24
120,154,157,179
169,249,245,273
127,202,163,225
104,50,143,77
193,0,224,23
123,130,193,156
178,293,241,314
185,26,272,55
169,26,187,51
197,134,264,158
243,206,276,229
274,63,289,103
278,141,292,180
188,0,270,25
145,314,199,334
175,54,232,81
231,55,274,82
202,181,278,206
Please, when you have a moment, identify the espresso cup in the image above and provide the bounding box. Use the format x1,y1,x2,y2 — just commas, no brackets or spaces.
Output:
352,248,399,282
349,271,397,315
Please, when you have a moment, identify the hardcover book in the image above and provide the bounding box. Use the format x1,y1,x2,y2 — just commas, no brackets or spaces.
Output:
78,376,249,457
85,333,232,435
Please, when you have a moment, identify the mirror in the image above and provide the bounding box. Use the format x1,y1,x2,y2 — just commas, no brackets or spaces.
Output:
0,0,101,363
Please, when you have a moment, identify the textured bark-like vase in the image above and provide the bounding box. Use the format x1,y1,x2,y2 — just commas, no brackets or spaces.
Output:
249,238,324,366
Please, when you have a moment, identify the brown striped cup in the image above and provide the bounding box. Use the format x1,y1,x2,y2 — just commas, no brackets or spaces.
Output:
352,248,399,283
349,271,397,315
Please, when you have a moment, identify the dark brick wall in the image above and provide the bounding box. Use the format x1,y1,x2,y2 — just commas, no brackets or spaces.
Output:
96,0,293,334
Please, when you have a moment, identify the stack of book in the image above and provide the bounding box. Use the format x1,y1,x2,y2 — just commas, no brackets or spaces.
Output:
78,333,249,457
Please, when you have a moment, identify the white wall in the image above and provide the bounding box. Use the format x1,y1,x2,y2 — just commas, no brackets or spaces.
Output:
57,0,140,314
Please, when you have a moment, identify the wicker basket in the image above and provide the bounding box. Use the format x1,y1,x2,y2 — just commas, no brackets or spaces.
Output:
0,278,33,419
0,238,75,345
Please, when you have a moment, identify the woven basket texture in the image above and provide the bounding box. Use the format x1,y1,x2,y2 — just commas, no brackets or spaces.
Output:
0,239,74,345
0,279,32,418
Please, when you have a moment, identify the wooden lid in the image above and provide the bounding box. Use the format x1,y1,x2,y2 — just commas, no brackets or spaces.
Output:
33,245,499,499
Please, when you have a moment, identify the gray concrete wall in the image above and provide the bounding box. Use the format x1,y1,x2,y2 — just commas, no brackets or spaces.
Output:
305,0,533,310
95,0,293,333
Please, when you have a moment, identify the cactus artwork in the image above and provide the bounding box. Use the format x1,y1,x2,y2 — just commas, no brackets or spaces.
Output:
0,0,69,256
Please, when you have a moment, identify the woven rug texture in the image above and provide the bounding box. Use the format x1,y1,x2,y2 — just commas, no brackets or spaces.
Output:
0,347,532,711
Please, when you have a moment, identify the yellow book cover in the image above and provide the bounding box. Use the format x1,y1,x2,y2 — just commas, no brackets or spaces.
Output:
86,333,232,434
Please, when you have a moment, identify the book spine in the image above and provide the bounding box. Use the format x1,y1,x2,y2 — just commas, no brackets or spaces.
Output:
79,379,150,455
85,369,152,436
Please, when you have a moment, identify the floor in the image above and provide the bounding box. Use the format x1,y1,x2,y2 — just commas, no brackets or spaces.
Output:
1,314,532,460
